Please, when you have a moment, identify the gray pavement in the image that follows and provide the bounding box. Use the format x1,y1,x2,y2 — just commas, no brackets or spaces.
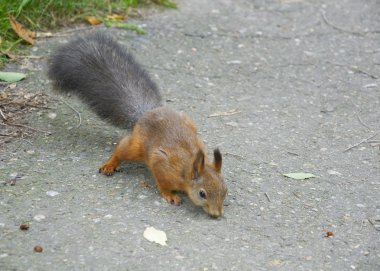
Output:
1,0,380,270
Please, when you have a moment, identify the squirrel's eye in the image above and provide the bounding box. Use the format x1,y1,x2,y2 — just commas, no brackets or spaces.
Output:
199,190,206,199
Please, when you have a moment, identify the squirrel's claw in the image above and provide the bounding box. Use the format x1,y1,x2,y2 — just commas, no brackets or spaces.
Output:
161,192,182,206
99,164,117,176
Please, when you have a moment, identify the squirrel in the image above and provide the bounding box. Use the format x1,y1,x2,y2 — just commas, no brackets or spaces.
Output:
48,32,227,218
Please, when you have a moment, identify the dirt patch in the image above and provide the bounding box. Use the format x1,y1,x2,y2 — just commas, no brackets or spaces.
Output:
0,84,49,146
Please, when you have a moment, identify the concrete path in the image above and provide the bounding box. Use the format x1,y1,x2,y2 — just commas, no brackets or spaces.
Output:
1,0,379,270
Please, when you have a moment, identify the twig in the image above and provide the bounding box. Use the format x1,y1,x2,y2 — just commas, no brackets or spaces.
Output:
343,133,378,152
357,115,372,131
264,192,271,202
327,61,378,79
348,66,378,79
0,122,51,134
224,152,245,160
287,151,299,156
61,99,82,128
321,10,365,36
0,133,14,137
292,191,301,199
360,219,365,231
0,108,6,120
2,101,52,109
208,109,241,118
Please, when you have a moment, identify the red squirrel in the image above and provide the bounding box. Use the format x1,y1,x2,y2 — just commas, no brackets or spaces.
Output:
48,32,227,218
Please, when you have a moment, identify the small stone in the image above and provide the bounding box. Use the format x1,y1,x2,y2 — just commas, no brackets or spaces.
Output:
364,83,377,88
33,214,46,222
20,223,30,230
226,121,238,127
46,191,59,197
34,245,43,253
48,112,57,119
356,204,366,208
226,60,242,64
328,170,342,176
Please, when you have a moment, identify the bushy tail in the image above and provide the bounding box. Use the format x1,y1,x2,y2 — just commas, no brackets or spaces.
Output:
48,32,162,128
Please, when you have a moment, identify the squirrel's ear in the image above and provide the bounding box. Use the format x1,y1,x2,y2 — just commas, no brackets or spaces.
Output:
193,150,205,179
213,148,222,173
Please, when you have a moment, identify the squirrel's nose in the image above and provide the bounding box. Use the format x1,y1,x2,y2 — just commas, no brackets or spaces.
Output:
208,207,224,219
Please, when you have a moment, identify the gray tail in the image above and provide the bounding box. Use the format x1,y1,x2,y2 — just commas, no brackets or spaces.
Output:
47,32,162,128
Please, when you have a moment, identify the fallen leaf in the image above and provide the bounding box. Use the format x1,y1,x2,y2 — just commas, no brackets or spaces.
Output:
9,15,36,45
208,109,241,118
86,17,102,25
0,71,26,83
283,172,316,180
143,226,167,246
106,14,126,21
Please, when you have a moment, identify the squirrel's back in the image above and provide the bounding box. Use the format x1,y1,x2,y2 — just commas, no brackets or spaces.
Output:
48,32,162,127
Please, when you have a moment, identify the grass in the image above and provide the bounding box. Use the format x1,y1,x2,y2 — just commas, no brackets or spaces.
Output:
0,0,176,68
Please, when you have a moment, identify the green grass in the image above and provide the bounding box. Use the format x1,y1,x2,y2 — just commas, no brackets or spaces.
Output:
0,0,176,67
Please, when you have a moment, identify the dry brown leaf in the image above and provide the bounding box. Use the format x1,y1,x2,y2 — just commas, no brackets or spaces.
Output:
9,15,36,45
106,14,126,21
86,17,103,25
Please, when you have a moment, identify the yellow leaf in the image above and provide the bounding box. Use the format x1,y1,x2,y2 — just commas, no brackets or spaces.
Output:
106,14,126,21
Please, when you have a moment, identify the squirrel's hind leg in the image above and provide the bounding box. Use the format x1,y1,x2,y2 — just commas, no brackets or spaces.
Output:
99,132,144,176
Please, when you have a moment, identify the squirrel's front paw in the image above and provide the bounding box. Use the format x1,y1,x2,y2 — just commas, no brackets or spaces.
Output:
99,164,117,176
161,192,182,205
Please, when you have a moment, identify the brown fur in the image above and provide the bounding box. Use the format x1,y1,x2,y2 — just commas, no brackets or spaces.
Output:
99,107,227,218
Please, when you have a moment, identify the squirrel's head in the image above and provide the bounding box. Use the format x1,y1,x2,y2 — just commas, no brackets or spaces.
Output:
188,149,227,218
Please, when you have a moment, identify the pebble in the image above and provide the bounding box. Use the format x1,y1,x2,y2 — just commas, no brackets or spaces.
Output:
33,214,46,221
328,170,342,176
46,191,59,197
34,245,43,253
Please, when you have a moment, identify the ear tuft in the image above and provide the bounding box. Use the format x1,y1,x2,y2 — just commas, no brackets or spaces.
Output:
193,150,205,179
213,148,222,173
